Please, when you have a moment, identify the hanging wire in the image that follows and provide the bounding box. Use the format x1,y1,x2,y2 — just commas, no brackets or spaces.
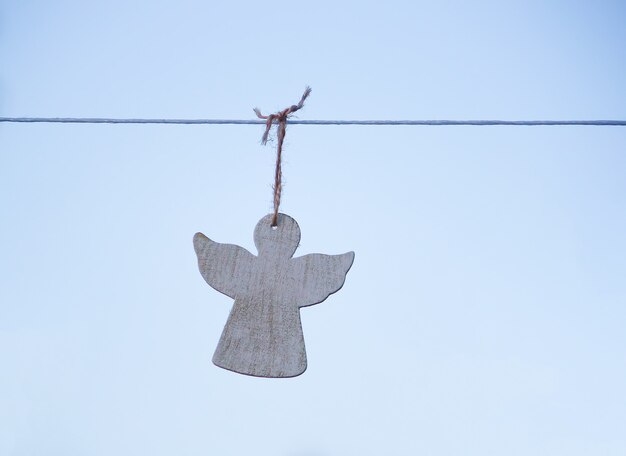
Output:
1,117,625,126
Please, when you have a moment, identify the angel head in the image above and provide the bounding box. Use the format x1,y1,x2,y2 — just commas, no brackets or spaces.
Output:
254,213,301,258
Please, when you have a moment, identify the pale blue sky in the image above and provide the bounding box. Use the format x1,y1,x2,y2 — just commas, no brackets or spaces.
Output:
1,1,625,455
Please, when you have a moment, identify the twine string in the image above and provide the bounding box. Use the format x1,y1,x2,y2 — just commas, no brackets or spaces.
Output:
254,87,312,227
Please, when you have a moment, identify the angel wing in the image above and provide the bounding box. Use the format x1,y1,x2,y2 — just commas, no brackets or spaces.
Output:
193,232,256,299
289,251,355,308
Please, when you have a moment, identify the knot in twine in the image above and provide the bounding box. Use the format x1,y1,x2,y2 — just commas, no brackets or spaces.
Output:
254,86,311,227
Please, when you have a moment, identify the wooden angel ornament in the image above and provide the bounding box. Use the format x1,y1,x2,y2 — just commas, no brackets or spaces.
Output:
193,213,354,378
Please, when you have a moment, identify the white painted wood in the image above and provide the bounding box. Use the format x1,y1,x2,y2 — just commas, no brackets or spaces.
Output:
194,213,354,378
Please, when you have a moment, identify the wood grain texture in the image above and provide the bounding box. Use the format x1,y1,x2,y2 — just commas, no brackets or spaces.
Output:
194,213,354,378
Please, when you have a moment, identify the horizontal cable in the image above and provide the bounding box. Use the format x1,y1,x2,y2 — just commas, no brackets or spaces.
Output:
0,117,625,126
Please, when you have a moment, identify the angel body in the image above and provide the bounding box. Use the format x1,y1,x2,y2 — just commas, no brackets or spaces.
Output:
193,213,354,378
